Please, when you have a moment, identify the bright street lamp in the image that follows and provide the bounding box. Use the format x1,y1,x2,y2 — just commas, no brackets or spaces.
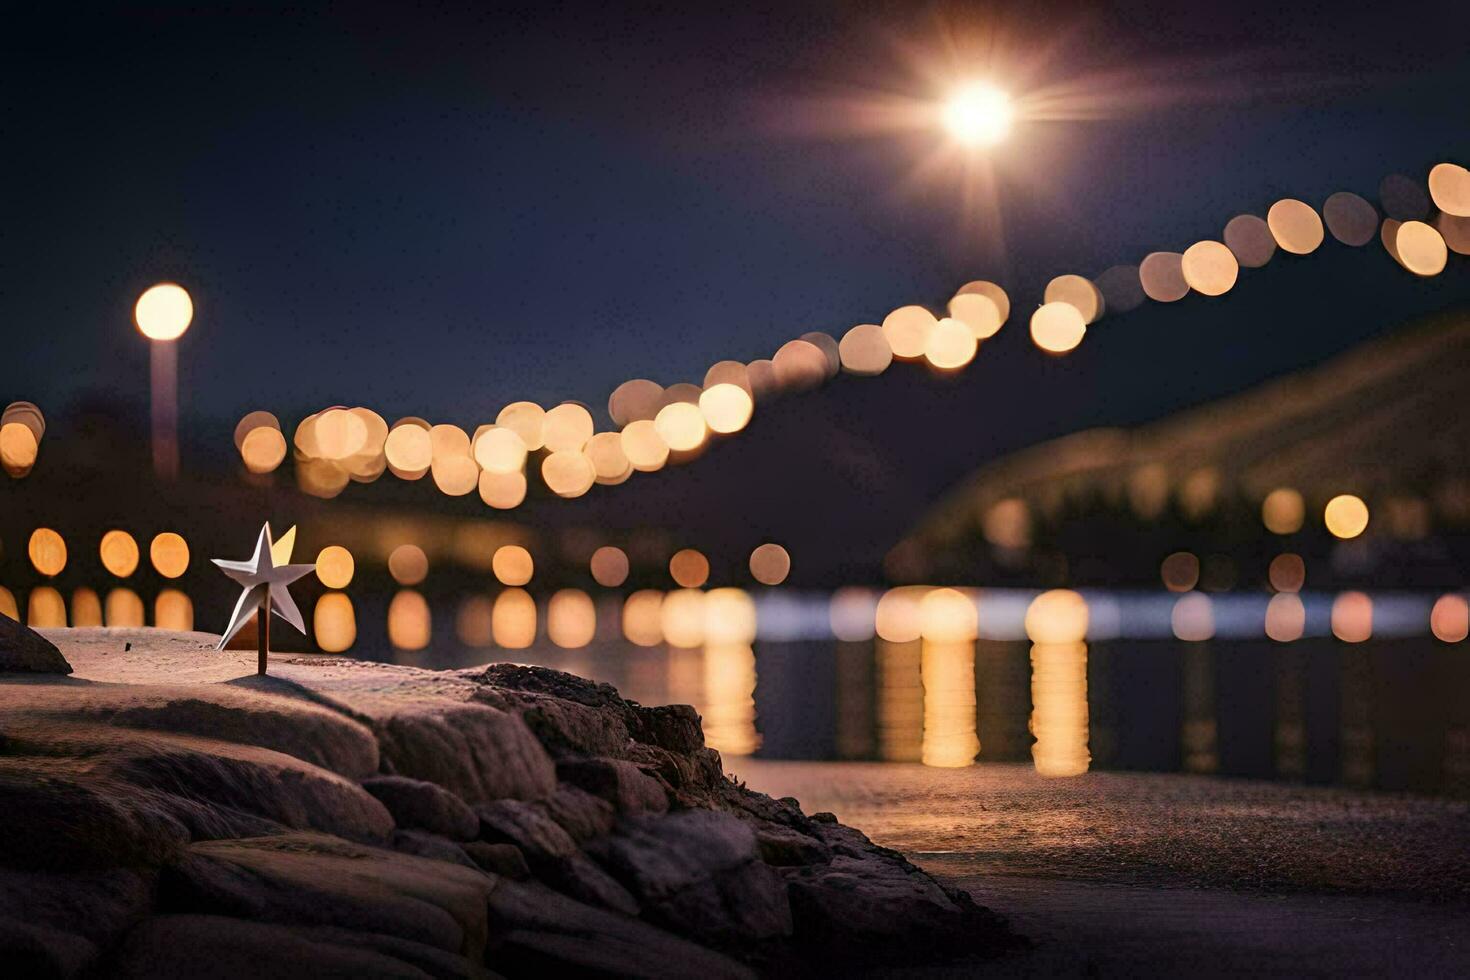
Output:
943,83,1013,147
135,282,194,480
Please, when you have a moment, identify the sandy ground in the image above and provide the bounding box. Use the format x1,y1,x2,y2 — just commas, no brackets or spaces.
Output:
738,760,1470,977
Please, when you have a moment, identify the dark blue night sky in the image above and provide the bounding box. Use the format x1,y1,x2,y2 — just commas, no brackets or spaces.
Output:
3,0,1468,560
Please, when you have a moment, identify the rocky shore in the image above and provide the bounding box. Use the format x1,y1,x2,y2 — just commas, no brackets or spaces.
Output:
0,621,1016,978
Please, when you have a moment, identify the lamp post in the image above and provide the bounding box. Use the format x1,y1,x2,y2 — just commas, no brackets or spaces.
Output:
134,282,194,480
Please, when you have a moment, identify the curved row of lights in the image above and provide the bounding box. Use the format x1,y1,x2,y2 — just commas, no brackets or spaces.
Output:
225,160,1469,507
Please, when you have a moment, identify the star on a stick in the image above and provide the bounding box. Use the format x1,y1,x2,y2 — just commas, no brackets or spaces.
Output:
212,522,316,651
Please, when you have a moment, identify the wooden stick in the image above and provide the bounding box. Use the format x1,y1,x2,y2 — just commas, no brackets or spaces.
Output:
258,586,270,676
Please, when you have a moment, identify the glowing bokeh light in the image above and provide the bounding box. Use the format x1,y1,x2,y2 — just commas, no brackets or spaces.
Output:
838,324,892,376
71,588,102,627
105,588,144,628
316,545,355,589
1331,592,1373,643
27,586,66,628
384,423,433,477
1043,275,1103,323
923,317,978,369
1029,302,1086,354
493,545,534,586
669,548,710,588
1394,220,1447,276
954,280,1011,323
1171,593,1215,642
432,455,479,496
1266,199,1324,254
1265,593,1306,642
388,544,429,586
1139,252,1189,301
1025,590,1089,645
1160,552,1200,592
542,450,596,497
699,383,754,434
1268,553,1305,593
1223,214,1276,268
314,593,357,652
240,426,287,474
388,590,431,650
543,403,595,453
1180,240,1239,296
622,590,665,646
1324,494,1370,539
586,431,632,484
496,402,547,451
1430,594,1469,643
772,340,829,391
881,305,937,360
99,530,140,578
609,379,664,427
590,545,630,587
548,589,597,649
748,543,791,586
653,402,707,452
947,292,1003,339
155,589,193,631
473,426,528,474
621,419,670,472
1428,162,1470,217
1262,488,1305,535
134,283,194,340
28,528,67,577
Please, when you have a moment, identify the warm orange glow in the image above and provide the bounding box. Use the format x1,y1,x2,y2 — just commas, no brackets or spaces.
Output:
923,317,978,369
838,323,893,375
1025,590,1089,645
622,590,665,646
1428,162,1470,217
548,589,597,648
919,587,977,642
28,528,67,577
829,587,877,641
478,470,527,509
1029,302,1086,353
1139,252,1189,301
921,640,978,768
661,588,707,648
27,586,67,628
1324,494,1369,539
134,283,194,340
147,531,188,578
240,426,287,473
942,83,1013,147
881,305,937,360
590,546,630,587
621,419,670,472
541,450,596,497
154,589,194,631
493,545,534,586
388,544,429,586
1265,593,1306,642
496,402,547,451
954,280,1011,325
1043,275,1103,323
105,588,144,628
1430,594,1469,643
983,498,1031,549
748,543,790,586
609,379,665,426
71,588,102,627
388,590,431,650
316,545,355,589
315,408,369,460
1180,240,1239,296
1268,553,1306,593
947,292,1002,339
0,587,16,621
99,530,140,578
1394,220,1447,276
1160,552,1199,592
669,548,710,588
585,431,632,484
875,586,925,643
654,402,707,452
1030,642,1090,777
473,426,528,474
1266,199,1324,254
384,423,433,477
772,340,828,391
314,593,357,652
432,455,479,496
493,588,538,648
704,588,757,645
1331,592,1372,643
1262,488,1305,535
543,403,595,453
1171,593,1214,641
0,422,39,473
699,384,754,434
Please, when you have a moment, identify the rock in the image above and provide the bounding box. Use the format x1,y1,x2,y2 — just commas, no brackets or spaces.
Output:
373,701,557,804
0,758,188,871
364,776,479,841
108,914,481,979
485,879,754,980
159,833,496,959
628,703,705,755
545,785,616,844
543,853,640,915
476,799,577,860
755,823,832,867
600,811,792,944
5,682,379,779
390,830,480,870
0,868,154,976
0,614,72,673
462,842,530,880
557,758,669,815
